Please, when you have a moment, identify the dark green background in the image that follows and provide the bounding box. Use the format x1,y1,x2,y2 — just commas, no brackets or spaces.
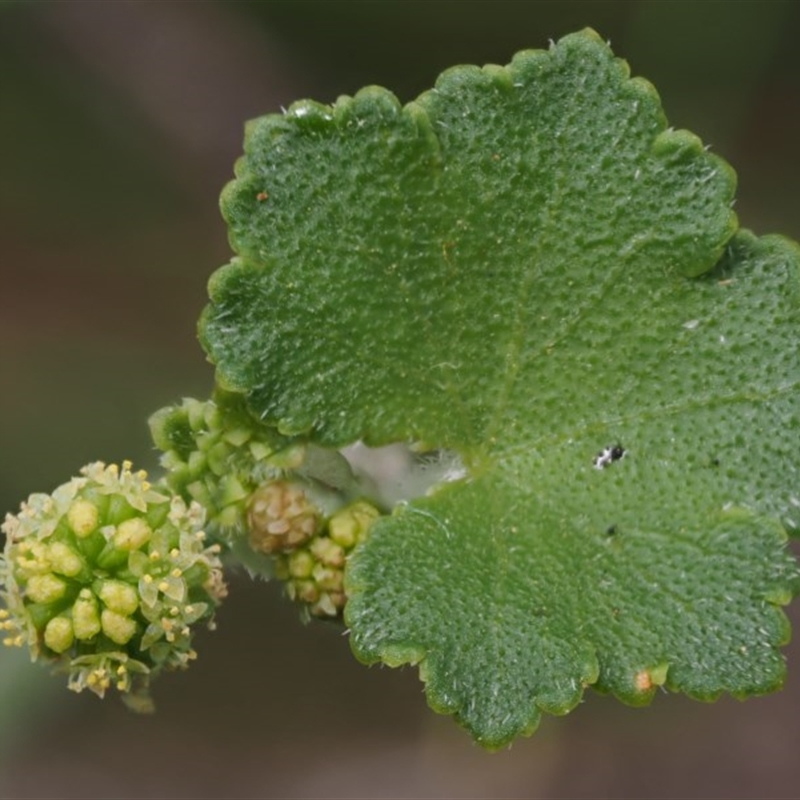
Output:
1,2,799,797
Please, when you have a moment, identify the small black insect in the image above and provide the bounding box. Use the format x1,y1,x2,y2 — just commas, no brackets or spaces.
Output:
594,444,626,470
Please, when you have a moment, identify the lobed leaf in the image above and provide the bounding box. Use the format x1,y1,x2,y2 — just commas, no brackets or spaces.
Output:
200,29,800,746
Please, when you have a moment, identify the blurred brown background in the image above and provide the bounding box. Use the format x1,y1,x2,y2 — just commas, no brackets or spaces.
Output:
1,2,800,797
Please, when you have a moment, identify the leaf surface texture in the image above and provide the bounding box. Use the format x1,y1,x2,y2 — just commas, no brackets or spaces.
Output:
201,30,800,746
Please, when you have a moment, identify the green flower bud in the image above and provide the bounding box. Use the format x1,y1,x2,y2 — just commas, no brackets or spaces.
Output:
25,573,67,604
67,499,99,537
312,563,343,593
287,550,314,579
329,501,381,548
101,609,137,645
97,580,139,615
43,616,74,654
47,542,84,577
72,589,102,640
0,461,227,705
309,537,345,568
114,518,152,551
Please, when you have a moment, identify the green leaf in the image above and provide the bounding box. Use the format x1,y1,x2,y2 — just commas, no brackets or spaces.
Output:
200,29,800,746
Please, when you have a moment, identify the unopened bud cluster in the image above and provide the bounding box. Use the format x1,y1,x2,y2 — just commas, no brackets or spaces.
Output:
268,496,381,618
149,392,285,535
0,461,226,704
247,480,321,554
150,393,384,618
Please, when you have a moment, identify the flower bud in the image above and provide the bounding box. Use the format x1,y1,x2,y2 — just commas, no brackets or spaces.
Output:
25,574,67,604
101,609,137,645
43,616,74,654
47,542,83,577
97,580,139,616
67,499,99,537
72,589,102,640
248,480,319,554
114,518,152,551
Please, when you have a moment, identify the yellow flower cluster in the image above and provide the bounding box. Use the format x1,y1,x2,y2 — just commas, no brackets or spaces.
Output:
0,461,227,703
